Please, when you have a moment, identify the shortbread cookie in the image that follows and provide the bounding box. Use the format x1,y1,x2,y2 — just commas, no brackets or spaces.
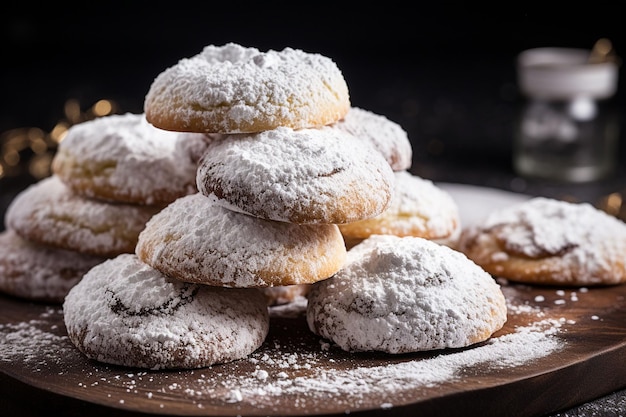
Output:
338,171,461,249
135,193,347,287
196,126,395,224
51,113,209,205
144,43,350,134
333,107,412,171
63,254,269,369
0,229,105,303
457,197,626,286
307,235,507,353
5,176,161,257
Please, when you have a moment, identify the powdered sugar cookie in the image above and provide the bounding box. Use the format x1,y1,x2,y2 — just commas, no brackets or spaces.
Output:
338,171,461,249
51,113,209,205
63,254,269,369
307,235,507,353
5,176,161,257
457,197,626,286
196,126,394,224
135,193,346,288
144,43,350,134
0,229,105,303
333,107,412,171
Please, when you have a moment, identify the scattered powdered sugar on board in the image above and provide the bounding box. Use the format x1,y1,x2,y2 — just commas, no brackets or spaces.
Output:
0,291,570,414
224,305,563,411
0,307,79,371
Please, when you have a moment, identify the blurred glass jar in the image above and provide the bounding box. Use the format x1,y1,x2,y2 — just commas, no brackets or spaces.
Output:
513,43,620,182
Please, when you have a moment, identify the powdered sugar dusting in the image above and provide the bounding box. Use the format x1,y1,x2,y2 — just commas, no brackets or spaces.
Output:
196,126,395,224
136,194,346,287
63,254,270,370
0,318,72,369
307,235,508,353
4,176,160,257
333,107,413,171
0,282,593,415
52,113,209,205
338,171,460,241
229,318,561,410
473,197,626,285
144,43,350,133
388,172,459,236
0,229,105,302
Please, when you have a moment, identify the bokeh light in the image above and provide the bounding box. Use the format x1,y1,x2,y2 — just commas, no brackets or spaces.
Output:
0,99,119,180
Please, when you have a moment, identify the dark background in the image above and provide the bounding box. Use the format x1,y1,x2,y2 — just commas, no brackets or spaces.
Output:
1,4,625,200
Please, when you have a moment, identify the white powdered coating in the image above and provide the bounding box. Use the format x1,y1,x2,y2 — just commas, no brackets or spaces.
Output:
135,194,346,287
466,197,626,285
144,43,350,133
232,318,562,405
52,113,209,205
196,126,395,224
0,317,76,369
307,235,507,353
0,230,105,303
0,304,564,412
482,197,625,257
62,254,270,370
338,171,460,240
4,176,161,257
333,107,412,171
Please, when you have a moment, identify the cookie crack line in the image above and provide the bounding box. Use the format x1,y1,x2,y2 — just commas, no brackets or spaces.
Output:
105,284,199,317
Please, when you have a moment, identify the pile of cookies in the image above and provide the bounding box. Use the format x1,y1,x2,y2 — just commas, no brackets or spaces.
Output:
0,113,208,302
3,43,512,370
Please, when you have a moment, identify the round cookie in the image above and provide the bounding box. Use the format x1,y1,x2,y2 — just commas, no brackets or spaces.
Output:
135,193,347,288
306,235,507,353
144,43,350,134
63,254,269,370
51,113,209,205
0,229,106,303
196,126,395,224
333,107,412,171
5,176,161,257
457,197,626,286
338,171,461,249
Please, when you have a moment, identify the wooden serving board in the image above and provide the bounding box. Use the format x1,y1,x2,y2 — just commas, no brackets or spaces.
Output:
1,281,626,417
1,184,625,417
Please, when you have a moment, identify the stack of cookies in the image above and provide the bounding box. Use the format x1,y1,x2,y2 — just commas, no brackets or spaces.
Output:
0,113,207,303
58,43,508,370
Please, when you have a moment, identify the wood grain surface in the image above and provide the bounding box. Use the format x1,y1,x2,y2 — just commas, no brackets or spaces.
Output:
0,280,625,417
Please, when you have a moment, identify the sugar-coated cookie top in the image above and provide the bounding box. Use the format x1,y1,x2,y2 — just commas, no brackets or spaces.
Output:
144,43,350,133
136,193,346,287
63,254,269,369
307,235,507,353
467,197,626,272
385,171,459,234
52,113,209,205
333,107,412,171
5,176,160,256
196,126,395,224
338,171,460,240
0,229,105,302
473,196,626,264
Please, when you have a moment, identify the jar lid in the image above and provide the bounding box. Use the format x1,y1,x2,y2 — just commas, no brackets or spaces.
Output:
517,47,619,100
